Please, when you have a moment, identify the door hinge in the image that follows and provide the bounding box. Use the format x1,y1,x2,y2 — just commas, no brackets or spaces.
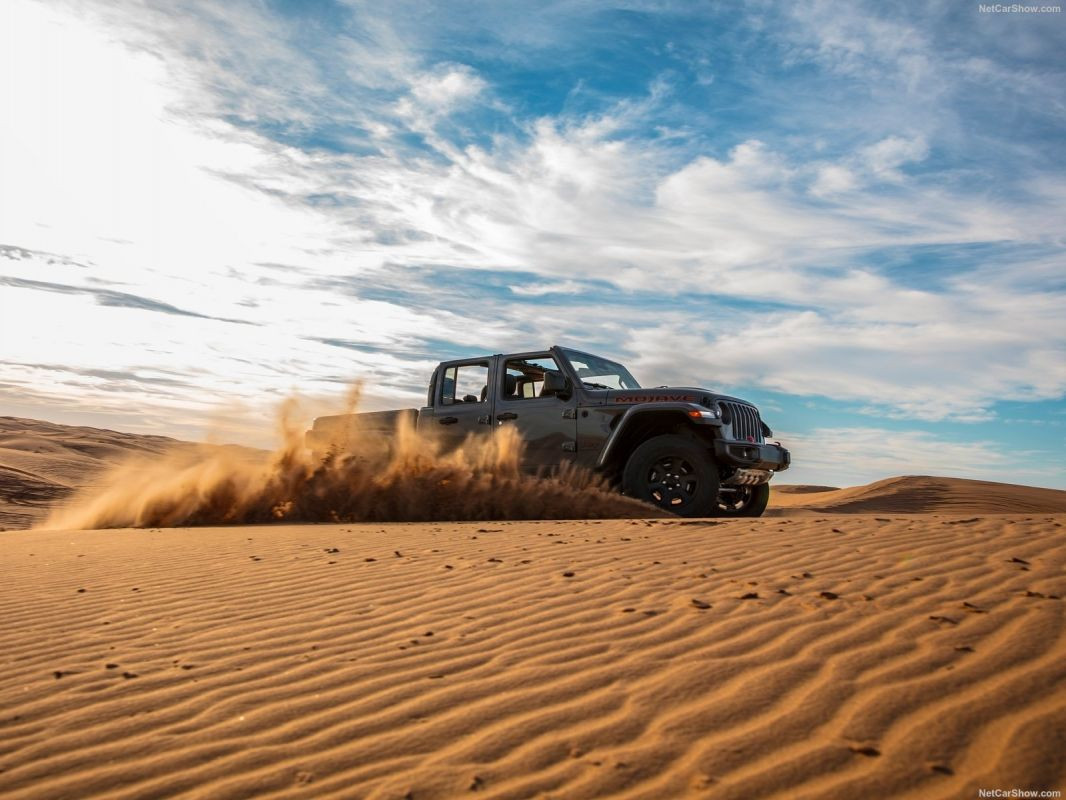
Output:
561,408,577,419
562,441,577,452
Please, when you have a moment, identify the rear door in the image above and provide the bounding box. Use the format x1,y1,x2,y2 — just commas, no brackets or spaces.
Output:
432,357,497,451
495,352,578,472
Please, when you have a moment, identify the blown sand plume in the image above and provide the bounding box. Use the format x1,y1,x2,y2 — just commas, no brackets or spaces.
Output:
1,515,1064,798
40,397,655,530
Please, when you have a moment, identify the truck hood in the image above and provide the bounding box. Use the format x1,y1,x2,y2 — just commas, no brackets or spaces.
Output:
600,387,754,407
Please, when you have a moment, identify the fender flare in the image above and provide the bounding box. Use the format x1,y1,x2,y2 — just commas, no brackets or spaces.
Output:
595,402,722,469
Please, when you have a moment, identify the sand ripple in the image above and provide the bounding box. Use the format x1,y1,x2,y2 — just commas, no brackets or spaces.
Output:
1,515,1064,797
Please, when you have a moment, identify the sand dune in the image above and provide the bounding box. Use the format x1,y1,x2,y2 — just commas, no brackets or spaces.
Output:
770,476,1066,515
1,515,1063,798
0,416,183,529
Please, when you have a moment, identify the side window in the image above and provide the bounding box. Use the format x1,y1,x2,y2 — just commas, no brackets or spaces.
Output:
501,355,563,400
440,362,489,405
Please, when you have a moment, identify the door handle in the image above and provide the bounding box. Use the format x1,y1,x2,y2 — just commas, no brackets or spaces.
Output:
438,416,459,425
496,412,518,421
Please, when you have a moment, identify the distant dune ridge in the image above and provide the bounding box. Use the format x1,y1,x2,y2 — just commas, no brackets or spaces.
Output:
0,416,182,528
770,476,1066,515
2,416,1066,528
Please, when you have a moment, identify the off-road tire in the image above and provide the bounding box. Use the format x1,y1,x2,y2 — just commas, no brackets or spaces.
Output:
622,434,720,517
715,482,770,518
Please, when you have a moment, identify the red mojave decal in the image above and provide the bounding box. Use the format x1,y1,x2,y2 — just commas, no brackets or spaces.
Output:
615,395,698,403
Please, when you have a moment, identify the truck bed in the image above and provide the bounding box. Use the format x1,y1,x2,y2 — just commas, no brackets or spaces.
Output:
305,409,419,456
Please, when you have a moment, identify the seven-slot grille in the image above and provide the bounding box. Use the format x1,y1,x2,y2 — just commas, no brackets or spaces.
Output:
720,401,763,443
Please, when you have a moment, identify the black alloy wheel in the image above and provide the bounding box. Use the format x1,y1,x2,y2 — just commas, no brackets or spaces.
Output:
622,434,719,517
715,483,770,517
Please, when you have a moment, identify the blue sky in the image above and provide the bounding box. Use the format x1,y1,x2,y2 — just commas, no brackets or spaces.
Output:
1,0,1064,488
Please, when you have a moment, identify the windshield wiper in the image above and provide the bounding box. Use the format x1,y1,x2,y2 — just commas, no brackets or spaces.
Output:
582,381,611,390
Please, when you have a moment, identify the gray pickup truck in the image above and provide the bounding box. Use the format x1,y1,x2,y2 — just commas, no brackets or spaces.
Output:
307,345,790,517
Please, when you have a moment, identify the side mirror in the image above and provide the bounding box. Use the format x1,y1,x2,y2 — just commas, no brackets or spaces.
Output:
541,370,570,399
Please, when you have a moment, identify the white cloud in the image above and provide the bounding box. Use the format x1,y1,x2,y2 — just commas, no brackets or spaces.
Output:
393,62,490,141
0,1,477,442
620,273,1066,423
410,64,487,110
810,164,858,196
509,280,585,296
782,0,936,89
860,135,929,181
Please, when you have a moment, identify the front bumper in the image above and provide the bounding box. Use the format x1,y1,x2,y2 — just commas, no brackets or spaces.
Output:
713,439,791,472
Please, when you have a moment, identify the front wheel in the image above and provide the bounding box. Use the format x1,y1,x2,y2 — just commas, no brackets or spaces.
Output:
715,483,770,517
622,435,720,517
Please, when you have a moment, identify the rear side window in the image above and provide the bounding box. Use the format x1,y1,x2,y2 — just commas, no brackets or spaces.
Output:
502,355,563,400
440,362,490,405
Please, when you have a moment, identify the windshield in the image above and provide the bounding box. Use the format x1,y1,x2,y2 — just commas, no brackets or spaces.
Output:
559,348,641,390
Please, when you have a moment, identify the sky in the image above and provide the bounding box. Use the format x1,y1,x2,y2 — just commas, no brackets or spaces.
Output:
1,0,1064,489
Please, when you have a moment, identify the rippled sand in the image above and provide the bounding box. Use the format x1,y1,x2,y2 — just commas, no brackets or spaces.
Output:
2,515,1064,798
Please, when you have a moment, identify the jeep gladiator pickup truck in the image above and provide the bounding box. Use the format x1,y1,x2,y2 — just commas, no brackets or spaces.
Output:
306,346,790,517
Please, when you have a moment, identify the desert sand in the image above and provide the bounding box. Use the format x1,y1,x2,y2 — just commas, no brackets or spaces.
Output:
2,515,1065,799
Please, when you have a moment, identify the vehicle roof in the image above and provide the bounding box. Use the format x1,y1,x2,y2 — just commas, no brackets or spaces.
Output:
551,345,619,361
434,345,618,364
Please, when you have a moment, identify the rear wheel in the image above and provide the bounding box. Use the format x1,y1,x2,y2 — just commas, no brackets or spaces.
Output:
715,483,770,517
622,435,719,517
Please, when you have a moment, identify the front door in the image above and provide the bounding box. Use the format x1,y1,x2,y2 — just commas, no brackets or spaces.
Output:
432,357,496,452
495,352,577,472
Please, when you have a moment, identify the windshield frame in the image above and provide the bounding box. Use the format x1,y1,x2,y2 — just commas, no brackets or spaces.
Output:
557,347,641,390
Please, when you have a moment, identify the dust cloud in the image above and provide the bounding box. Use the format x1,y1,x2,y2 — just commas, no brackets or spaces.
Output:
40,392,659,529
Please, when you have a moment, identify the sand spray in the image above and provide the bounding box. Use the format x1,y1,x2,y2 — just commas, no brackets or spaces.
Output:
41,389,657,528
